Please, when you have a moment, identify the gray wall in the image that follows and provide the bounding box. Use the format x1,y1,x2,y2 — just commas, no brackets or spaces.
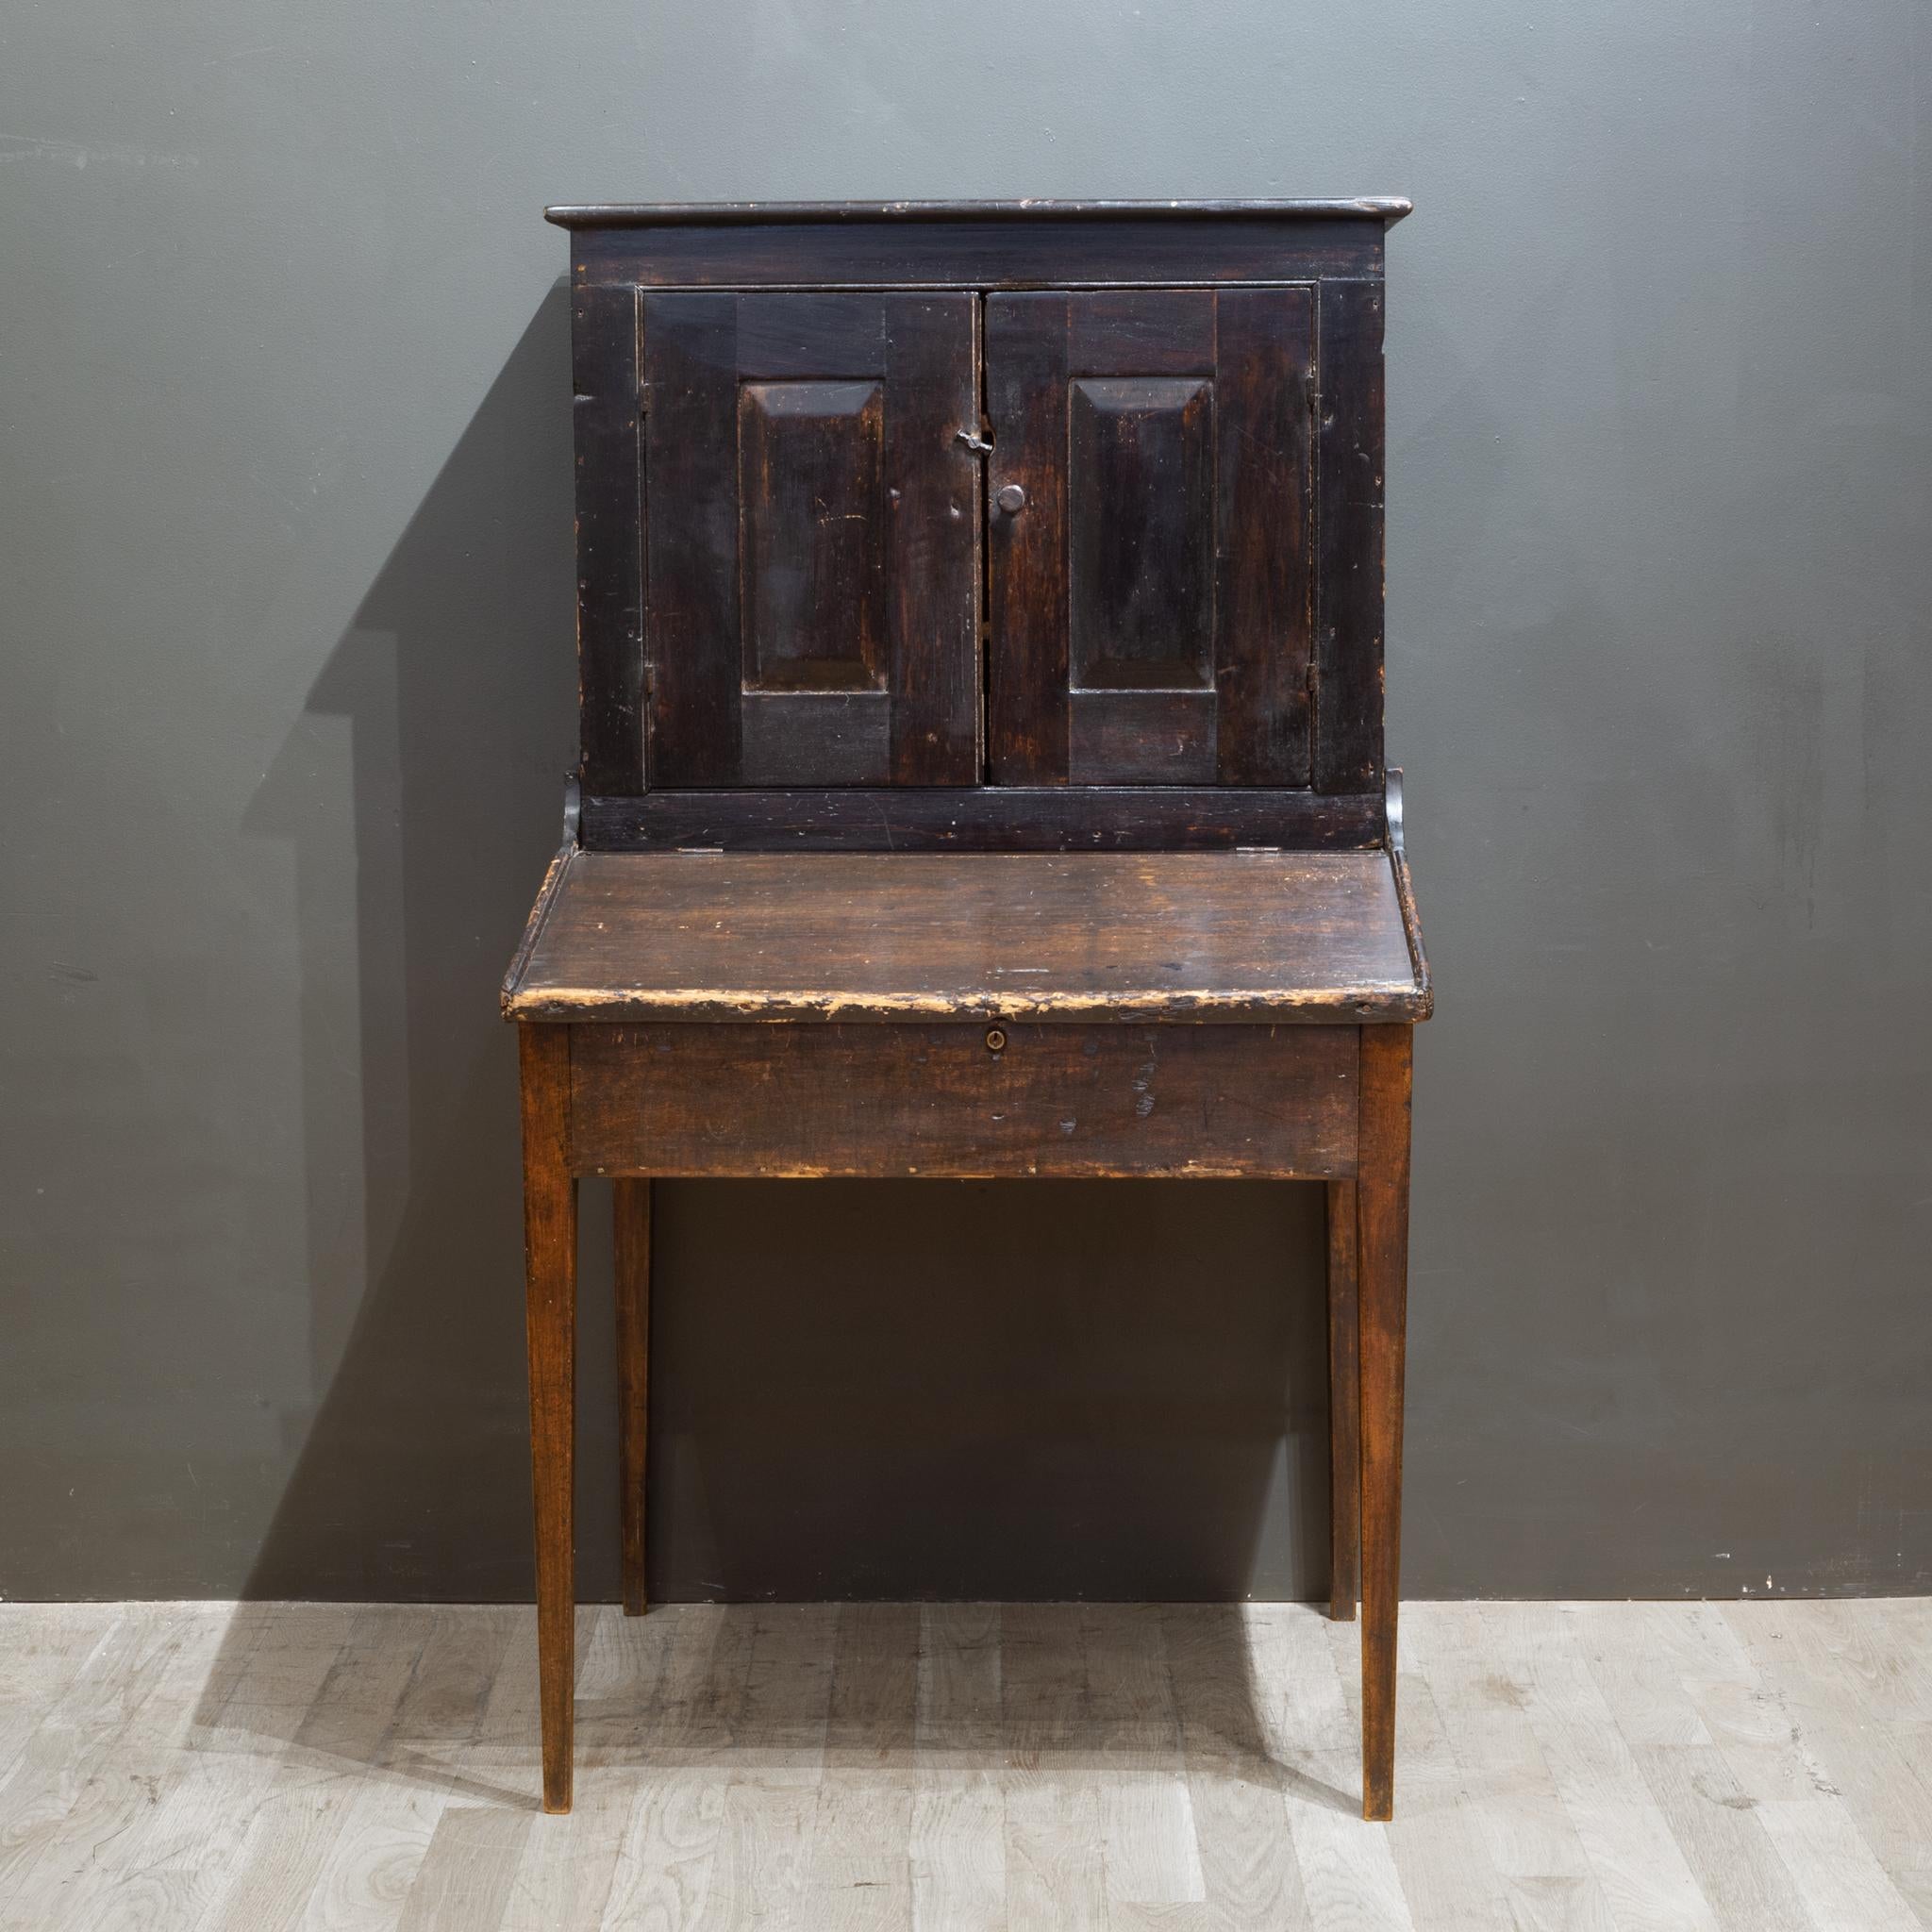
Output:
5,1,1928,1605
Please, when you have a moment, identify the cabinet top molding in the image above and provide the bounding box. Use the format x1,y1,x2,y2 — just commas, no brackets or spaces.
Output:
544,197,1412,229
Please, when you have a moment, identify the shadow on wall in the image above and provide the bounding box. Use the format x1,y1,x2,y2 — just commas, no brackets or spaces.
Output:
240,286,585,1606
206,285,1343,1791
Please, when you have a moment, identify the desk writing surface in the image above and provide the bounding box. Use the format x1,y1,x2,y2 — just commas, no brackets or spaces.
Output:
503,849,1426,1024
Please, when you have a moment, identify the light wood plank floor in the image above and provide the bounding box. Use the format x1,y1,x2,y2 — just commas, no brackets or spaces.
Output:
0,1599,1925,1929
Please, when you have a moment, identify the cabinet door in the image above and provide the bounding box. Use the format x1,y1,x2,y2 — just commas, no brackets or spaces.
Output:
986,289,1314,786
643,292,981,785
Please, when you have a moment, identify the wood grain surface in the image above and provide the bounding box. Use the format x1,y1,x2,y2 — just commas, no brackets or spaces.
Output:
502,850,1427,1024
7,1598,1923,1931
517,1024,576,1815
567,1021,1358,1179
1356,1025,1413,1822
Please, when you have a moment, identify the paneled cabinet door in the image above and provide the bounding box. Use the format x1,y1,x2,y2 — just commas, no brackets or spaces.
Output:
985,289,1315,786
642,292,982,786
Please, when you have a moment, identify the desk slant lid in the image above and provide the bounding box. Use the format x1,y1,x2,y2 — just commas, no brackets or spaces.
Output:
503,850,1429,1024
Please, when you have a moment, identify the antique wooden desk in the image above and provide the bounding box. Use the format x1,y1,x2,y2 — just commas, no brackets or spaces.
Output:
503,199,1429,1820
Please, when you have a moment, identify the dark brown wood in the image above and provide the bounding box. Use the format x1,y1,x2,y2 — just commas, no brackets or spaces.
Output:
613,1177,651,1618
1326,1177,1361,1624
502,850,1428,1025
572,283,643,793
518,1023,576,1814
738,374,887,691
641,291,979,787
524,200,1426,1823
986,287,1314,787
1313,280,1387,794
1390,839,1432,1011
641,291,740,783
569,1022,1357,1179
1356,1024,1411,1820
579,786,1386,851
985,292,1070,783
886,295,983,783
569,200,1396,831
549,198,1414,226
1069,691,1216,785
1069,369,1213,691
573,218,1387,292
1218,287,1314,784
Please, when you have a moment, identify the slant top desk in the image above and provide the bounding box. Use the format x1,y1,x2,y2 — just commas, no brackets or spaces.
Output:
503,198,1429,1819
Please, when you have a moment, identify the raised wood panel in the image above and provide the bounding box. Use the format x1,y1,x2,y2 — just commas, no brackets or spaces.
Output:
641,291,979,787
987,286,1314,788
739,378,886,693
567,1022,1361,1179
1069,375,1215,693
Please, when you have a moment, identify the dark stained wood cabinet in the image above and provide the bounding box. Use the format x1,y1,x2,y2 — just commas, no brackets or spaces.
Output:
641,291,982,786
508,200,1427,1824
565,199,1393,827
987,286,1318,786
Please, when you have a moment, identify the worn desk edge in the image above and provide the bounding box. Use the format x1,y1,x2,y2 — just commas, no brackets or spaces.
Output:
546,197,1413,228
499,844,1434,1026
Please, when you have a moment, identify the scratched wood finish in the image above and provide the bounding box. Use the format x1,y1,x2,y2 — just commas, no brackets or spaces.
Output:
503,851,1426,1024
988,288,1313,787
565,201,1400,852
550,196,1414,225
579,784,1386,850
568,1022,1358,1179
520,200,1428,1826
641,291,979,786
612,1177,651,1619
572,283,643,793
569,213,1393,291
1356,1025,1412,1820
1312,280,1388,794
517,1024,576,1814
1325,1177,1361,1624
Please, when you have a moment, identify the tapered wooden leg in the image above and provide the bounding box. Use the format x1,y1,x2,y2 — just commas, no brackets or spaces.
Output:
519,1023,576,1815
1325,1178,1361,1624
1357,1024,1412,1821
614,1178,652,1617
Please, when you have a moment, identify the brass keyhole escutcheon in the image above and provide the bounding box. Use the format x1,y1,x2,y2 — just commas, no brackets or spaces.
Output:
985,1026,1008,1054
